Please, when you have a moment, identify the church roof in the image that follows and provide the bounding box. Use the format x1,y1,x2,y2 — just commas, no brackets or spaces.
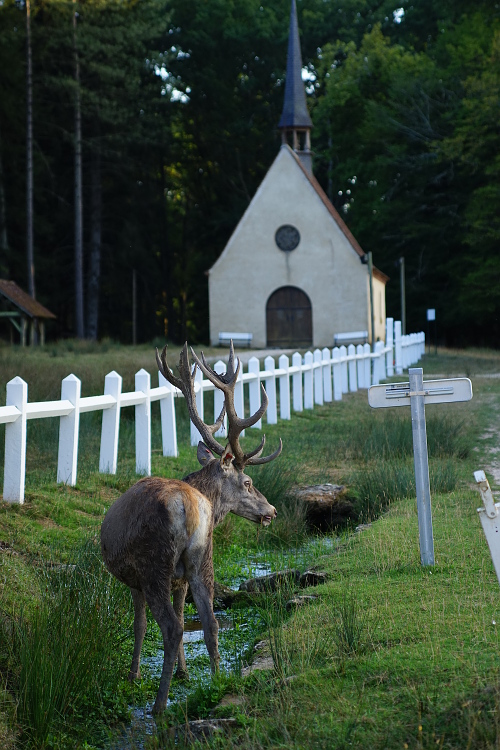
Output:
278,0,313,130
287,146,389,283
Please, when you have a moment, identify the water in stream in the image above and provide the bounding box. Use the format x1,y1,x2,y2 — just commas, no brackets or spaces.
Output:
112,537,335,748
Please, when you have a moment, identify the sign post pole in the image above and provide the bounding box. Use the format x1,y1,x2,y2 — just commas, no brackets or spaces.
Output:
409,368,434,565
368,370,472,567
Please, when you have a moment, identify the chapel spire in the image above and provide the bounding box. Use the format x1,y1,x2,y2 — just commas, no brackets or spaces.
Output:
278,0,313,174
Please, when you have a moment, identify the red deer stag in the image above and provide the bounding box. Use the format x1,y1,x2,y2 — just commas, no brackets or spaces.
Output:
100,342,281,714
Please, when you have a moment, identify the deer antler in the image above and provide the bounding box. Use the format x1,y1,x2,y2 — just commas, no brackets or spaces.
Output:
189,341,282,469
156,344,226,458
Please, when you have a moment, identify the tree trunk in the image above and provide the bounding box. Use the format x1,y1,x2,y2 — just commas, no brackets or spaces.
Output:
0,133,9,263
26,0,35,300
132,269,137,345
86,143,101,340
160,155,174,341
73,1,84,339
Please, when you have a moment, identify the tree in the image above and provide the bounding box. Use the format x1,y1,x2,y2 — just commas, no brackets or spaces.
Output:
26,0,35,301
439,21,500,340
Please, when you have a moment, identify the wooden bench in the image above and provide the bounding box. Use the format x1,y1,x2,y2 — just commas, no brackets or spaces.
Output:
334,330,368,346
218,331,253,348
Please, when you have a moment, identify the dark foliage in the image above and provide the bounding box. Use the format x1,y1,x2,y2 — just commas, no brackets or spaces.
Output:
0,0,499,345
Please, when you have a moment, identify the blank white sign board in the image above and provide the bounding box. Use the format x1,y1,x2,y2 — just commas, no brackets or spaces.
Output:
368,378,473,409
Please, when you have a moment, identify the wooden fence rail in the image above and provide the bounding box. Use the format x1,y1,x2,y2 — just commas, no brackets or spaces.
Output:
0,320,424,503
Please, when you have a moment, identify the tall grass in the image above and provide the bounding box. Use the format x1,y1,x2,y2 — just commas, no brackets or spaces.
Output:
334,588,365,658
260,578,327,680
6,538,132,748
247,461,308,547
346,412,474,462
352,459,459,522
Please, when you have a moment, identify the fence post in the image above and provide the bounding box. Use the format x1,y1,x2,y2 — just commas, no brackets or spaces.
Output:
135,369,151,476
332,347,342,401
322,347,332,402
279,354,291,420
292,352,303,411
304,351,314,409
313,349,324,405
248,356,262,429
3,377,27,503
363,343,371,388
191,366,204,446
264,355,277,424
386,317,394,377
395,320,403,375
372,342,382,385
340,345,348,394
348,344,357,392
159,373,178,457
99,371,122,474
214,360,227,437
356,344,365,389
57,374,81,485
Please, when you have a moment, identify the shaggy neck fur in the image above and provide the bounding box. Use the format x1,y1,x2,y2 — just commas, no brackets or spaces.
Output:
183,461,230,527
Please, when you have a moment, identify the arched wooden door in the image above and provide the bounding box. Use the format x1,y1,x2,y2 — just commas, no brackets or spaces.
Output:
266,286,312,348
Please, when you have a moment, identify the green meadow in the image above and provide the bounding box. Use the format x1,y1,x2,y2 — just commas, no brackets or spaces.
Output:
0,343,499,749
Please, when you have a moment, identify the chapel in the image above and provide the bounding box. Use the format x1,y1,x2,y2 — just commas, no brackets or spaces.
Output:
208,0,388,349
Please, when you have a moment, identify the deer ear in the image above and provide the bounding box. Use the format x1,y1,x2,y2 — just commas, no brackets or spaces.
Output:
220,444,235,470
197,442,214,466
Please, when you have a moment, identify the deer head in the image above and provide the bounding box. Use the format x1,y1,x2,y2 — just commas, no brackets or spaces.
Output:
155,342,282,523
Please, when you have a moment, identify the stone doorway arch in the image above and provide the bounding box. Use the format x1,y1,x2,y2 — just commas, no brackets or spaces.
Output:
266,286,312,347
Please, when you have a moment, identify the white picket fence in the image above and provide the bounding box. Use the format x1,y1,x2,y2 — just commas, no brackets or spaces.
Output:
0,319,424,503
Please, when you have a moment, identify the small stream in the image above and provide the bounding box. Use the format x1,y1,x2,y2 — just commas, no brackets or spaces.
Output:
113,538,334,748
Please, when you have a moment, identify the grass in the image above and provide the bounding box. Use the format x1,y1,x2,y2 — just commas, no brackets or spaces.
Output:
0,343,497,748
5,540,132,749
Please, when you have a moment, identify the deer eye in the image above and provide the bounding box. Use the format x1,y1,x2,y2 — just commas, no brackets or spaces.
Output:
244,480,252,489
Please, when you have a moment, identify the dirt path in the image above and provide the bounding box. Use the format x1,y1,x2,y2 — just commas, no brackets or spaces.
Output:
476,388,500,489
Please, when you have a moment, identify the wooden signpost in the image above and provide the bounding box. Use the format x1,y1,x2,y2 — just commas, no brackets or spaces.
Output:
368,368,473,566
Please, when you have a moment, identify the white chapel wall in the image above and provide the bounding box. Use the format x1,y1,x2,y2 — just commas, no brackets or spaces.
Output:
209,146,371,348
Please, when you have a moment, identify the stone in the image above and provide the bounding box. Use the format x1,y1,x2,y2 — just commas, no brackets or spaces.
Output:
241,655,274,677
285,595,318,611
355,523,372,533
173,718,237,743
299,570,328,588
291,483,355,530
241,639,274,677
185,581,254,608
238,569,301,593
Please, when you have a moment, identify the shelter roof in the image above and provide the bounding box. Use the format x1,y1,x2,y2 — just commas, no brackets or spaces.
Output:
0,280,56,319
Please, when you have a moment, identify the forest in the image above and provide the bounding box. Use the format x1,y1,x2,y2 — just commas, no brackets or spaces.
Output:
0,0,499,346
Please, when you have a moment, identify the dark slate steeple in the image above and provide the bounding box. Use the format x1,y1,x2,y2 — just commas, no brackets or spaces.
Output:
278,0,313,173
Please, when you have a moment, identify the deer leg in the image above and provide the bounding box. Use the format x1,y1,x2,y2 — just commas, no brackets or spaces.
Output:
144,586,183,715
189,576,220,673
129,587,147,681
173,581,189,681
